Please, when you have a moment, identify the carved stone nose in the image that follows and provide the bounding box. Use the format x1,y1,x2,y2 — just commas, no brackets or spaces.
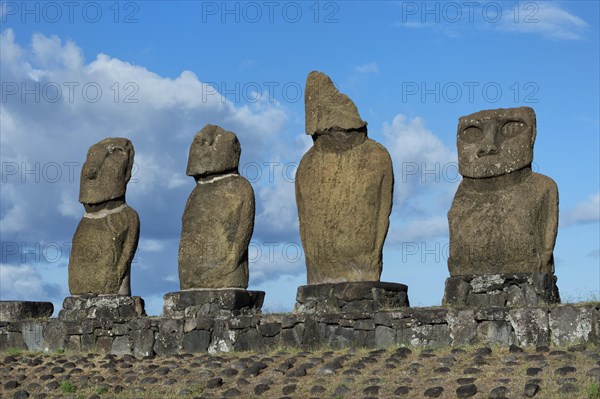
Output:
83,164,99,179
477,146,498,157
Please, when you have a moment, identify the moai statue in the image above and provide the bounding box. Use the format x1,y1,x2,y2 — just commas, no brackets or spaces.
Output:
444,107,560,307
63,138,144,321
165,125,263,317
178,124,255,289
294,71,407,313
68,138,140,295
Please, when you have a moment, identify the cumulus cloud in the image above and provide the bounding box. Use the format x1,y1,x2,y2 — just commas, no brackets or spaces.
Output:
383,114,457,209
0,29,293,303
382,114,458,245
0,264,64,302
561,193,600,227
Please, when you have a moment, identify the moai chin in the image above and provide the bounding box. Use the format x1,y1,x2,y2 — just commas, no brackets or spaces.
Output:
178,124,255,289
68,138,140,295
295,71,394,284
445,107,560,306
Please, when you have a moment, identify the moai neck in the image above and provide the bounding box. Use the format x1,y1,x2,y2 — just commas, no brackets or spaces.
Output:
461,166,533,192
313,129,367,153
83,196,126,214
194,171,239,185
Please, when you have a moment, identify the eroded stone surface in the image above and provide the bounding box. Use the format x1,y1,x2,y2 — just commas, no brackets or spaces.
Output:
163,290,264,318
178,125,255,289
294,282,408,313
443,273,560,308
0,301,53,322
69,138,139,295
58,295,146,321
296,71,394,284
448,107,558,277
2,304,598,355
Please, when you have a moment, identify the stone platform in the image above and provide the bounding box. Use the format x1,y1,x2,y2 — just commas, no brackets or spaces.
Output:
58,295,146,321
294,281,409,313
443,273,560,308
163,289,265,318
0,301,54,322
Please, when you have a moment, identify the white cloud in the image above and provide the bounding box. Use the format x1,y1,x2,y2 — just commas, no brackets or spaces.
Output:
394,2,587,41
249,240,305,285
138,239,166,253
58,191,80,218
0,29,294,301
562,193,600,227
388,216,449,245
355,63,379,74
496,2,588,40
383,113,457,208
0,264,63,301
256,180,298,235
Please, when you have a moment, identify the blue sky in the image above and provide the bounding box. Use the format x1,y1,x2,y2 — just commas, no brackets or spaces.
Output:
1,1,598,315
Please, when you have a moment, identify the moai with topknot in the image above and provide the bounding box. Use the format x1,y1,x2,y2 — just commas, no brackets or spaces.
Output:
294,71,408,313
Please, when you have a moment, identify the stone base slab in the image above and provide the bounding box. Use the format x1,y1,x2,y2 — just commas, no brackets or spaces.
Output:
0,301,54,322
294,281,409,313
163,289,265,318
58,295,146,321
443,273,560,308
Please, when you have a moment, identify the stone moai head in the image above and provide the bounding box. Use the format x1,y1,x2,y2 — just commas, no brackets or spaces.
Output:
186,124,241,178
457,107,536,178
305,71,367,136
79,138,135,205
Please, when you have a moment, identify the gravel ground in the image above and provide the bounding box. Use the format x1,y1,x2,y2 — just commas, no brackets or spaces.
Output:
1,344,599,399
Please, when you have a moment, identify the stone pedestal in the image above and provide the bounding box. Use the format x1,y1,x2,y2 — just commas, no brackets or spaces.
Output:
58,295,146,321
443,273,560,308
294,281,409,313
163,289,265,318
0,301,54,321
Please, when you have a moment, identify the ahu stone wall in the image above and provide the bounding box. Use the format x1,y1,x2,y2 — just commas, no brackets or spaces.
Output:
1,304,598,357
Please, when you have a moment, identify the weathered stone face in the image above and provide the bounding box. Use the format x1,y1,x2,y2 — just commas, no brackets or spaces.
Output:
457,107,535,178
448,107,558,276
178,125,255,289
296,71,393,284
186,124,241,177
79,138,134,204
69,138,139,295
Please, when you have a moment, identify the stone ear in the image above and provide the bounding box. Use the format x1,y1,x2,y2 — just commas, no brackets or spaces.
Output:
124,143,135,183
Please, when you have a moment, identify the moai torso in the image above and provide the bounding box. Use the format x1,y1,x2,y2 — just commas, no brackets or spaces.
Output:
178,125,255,289
448,107,558,276
296,71,393,284
69,205,139,294
68,138,139,295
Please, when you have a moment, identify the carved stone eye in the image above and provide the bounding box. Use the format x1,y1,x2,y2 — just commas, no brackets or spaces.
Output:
460,126,483,143
501,121,527,138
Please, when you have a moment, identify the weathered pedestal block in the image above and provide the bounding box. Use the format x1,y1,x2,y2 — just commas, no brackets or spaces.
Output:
443,273,560,308
0,301,54,321
445,107,560,307
163,289,265,318
58,295,146,321
294,282,409,313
